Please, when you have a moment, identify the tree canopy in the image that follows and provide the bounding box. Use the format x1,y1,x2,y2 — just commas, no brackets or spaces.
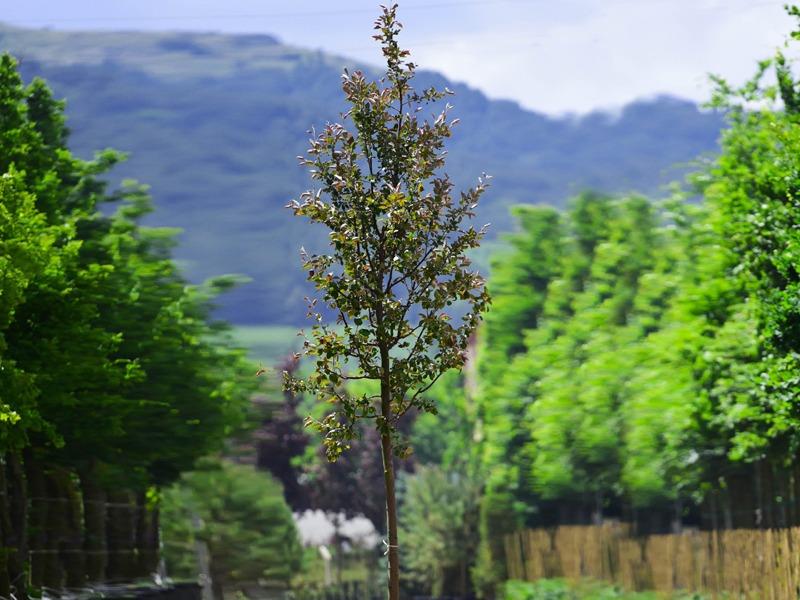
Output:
0,52,255,594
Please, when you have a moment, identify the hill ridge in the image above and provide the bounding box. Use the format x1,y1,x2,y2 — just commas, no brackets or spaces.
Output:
1,24,724,324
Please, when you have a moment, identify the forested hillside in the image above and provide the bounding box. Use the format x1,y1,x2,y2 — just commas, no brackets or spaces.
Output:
0,23,723,324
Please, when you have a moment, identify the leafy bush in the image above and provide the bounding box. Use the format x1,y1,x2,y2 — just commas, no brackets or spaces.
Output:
503,579,705,600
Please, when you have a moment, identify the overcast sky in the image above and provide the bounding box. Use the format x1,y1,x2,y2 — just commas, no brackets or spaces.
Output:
3,0,793,115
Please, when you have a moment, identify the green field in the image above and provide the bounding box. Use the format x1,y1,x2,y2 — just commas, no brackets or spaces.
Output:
231,325,302,366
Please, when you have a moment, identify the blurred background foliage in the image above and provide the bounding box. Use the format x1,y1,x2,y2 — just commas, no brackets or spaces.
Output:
160,457,302,595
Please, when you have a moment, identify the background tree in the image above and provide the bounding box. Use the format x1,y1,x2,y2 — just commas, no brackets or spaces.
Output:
160,457,302,599
398,465,481,598
284,6,490,598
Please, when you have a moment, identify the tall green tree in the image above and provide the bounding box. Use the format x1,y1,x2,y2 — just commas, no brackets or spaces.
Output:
0,52,250,487
0,52,254,591
700,43,800,465
284,6,490,598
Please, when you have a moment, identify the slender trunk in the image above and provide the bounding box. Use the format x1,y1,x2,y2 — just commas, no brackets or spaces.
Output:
776,464,788,528
592,491,603,526
708,491,718,532
380,432,399,600
50,466,84,588
763,460,774,528
192,511,214,600
25,450,48,590
135,492,160,578
754,461,764,528
379,351,399,600
40,466,67,590
334,515,343,585
722,491,733,531
106,489,136,581
211,576,225,600
0,456,12,597
459,557,467,598
791,466,799,527
80,467,107,583
6,452,27,598
671,498,682,534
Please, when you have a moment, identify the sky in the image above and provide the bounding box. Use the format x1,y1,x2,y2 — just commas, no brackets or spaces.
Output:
2,0,793,115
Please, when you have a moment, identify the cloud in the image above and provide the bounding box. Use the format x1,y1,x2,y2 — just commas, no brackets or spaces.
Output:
409,0,791,114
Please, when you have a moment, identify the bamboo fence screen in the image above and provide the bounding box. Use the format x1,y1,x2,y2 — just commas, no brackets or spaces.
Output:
504,523,800,599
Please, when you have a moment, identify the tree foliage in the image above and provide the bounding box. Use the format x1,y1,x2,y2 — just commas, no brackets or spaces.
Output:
0,51,251,484
161,458,303,592
285,7,490,457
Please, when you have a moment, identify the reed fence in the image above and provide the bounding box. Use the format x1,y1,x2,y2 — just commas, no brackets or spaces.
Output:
504,523,800,599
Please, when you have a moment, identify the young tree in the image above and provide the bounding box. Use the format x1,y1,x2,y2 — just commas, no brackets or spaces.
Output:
284,6,490,598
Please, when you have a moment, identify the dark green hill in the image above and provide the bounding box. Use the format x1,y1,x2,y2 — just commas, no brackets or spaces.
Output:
1,24,724,324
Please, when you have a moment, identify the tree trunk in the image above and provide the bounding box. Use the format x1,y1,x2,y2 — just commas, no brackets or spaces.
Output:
776,464,788,528
459,556,467,598
377,320,400,600
0,456,12,597
791,465,799,527
25,451,48,590
380,432,399,600
379,354,400,600
80,467,107,583
722,491,733,531
762,460,774,528
106,489,137,581
754,461,764,528
211,575,225,600
671,498,683,534
592,491,603,526
42,491,64,591
106,489,136,582
708,492,718,532
48,466,83,589
192,511,214,600
6,453,27,598
135,492,160,578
